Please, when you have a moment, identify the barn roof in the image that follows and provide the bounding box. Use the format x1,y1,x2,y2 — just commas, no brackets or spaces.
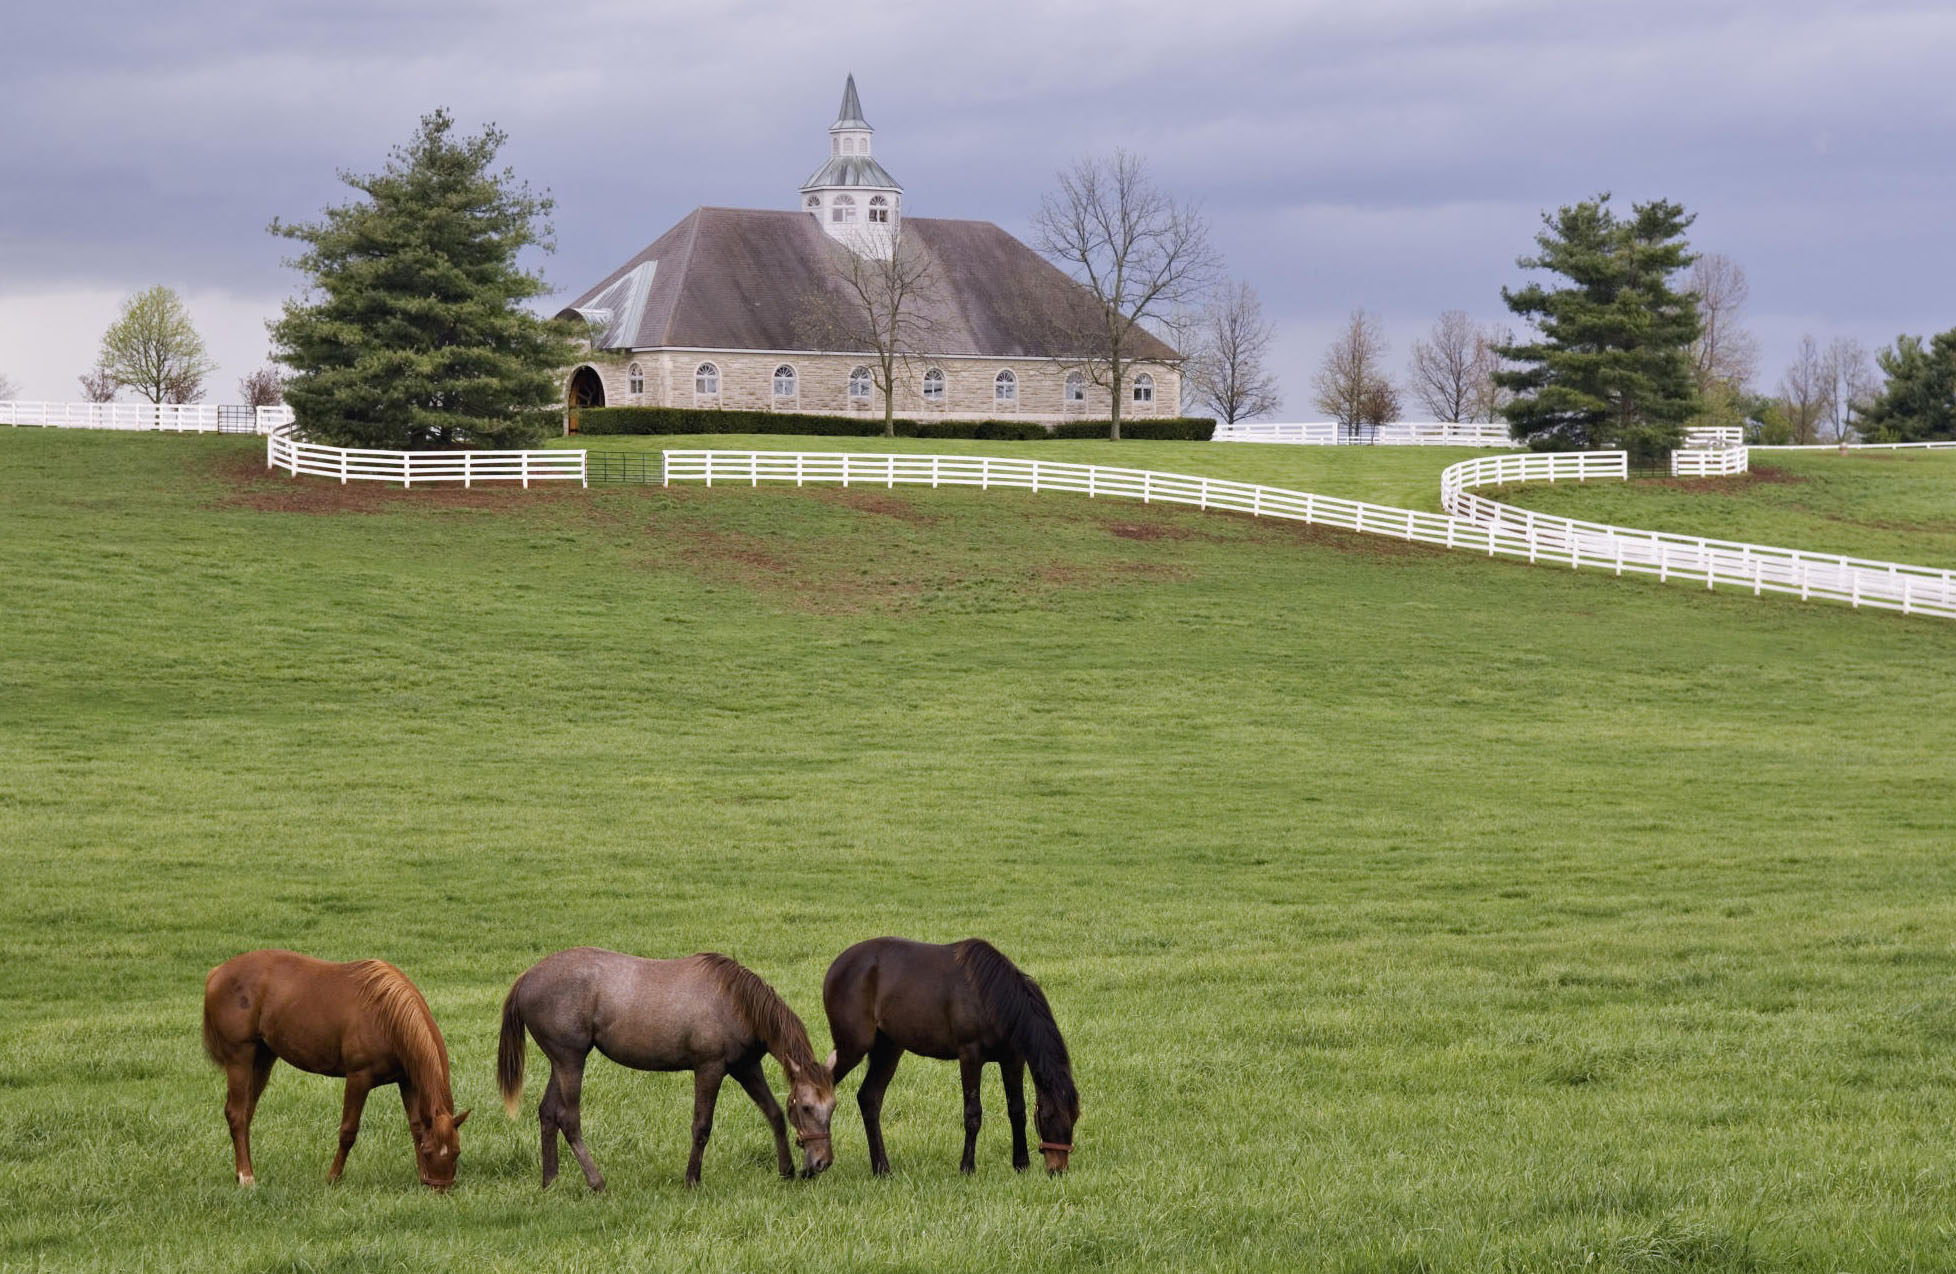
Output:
560,206,1180,362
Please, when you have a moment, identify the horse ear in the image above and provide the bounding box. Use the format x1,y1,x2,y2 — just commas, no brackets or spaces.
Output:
454,1108,471,1127
824,1050,837,1073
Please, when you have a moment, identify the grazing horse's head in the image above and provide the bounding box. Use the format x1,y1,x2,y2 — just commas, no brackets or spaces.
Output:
785,1061,836,1178
1035,1090,1079,1175
415,1108,469,1190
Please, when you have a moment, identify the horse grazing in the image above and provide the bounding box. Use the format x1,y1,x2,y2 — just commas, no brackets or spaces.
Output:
823,937,1080,1176
201,949,469,1189
497,947,836,1189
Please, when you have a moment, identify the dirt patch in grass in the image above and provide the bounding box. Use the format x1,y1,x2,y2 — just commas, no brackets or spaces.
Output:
211,453,587,515
1650,463,1806,494
812,487,939,525
1107,520,1196,542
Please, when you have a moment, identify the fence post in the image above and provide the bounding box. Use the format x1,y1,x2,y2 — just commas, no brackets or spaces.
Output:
931,455,940,489
1142,471,1151,504
887,455,895,489
1088,468,1096,499
981,458,989,490
340,450,348,485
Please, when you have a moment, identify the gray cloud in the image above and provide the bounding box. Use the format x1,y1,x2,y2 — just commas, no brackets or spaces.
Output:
4,0,1952,407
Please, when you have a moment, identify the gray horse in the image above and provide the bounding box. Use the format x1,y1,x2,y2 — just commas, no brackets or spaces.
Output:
498,947,835,1189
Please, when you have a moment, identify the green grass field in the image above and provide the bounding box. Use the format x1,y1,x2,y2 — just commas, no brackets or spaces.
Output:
4,429,1955,1272
1502,449,1956,569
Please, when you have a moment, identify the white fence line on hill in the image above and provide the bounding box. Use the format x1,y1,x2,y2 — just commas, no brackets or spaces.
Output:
1753,441,1956,452
1438,452,1955,617
656,449,1956,619
2,401,294,433
1213,421,1516,446
265,425,585,487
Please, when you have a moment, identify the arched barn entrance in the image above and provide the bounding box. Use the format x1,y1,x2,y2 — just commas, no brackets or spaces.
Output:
568,365,606,409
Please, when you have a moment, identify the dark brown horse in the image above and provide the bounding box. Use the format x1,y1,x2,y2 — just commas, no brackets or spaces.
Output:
201,949,469,1189
823,937,1080,1176
497,947,836,1189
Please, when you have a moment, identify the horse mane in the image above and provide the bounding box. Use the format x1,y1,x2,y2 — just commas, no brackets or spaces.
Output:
697,953,831,1094
952,939,1079,1117
351,960,451,1095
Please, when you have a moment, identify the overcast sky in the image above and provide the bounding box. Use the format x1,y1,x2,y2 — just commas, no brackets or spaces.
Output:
4,0,1952,413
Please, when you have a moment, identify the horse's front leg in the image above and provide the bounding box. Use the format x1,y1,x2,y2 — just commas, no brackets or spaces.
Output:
327,1073,373,1182
1001,1055,1030,1172
958,1051,984,1175
686,1063,727,1187
731,1059,793,1179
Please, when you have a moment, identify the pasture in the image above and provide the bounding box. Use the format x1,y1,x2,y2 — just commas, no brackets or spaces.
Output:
2,429,1954,1272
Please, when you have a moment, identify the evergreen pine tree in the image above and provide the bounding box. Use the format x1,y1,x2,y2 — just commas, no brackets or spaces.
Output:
270,110,575,449
1857,329,1956,442
1495,195,1702,457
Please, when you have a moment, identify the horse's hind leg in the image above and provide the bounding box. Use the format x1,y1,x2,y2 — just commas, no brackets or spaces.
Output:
685,1062,726,1187
326,1073,373,1183
537,1068,563,1188
857,1037,903,1177
1001,1056,1030,1172
731,1057,793,1179
958,1050,984,1175
223,1049,275,1186
545,1054,605,1192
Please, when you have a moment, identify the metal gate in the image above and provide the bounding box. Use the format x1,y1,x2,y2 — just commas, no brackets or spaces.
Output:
216,405,258,434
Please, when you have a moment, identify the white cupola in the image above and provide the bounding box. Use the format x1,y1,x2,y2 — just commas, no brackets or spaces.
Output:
798,74,902,257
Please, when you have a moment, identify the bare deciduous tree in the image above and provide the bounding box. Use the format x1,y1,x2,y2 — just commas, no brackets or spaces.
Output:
1409,310,1511,423
1186,280,1281,423
1821,337,1877,444
1033,150,1219,439
0,372,16,401
78,365,118,403
1313,310,1394,442
1778,334,1830,446
239,367,288,408
799,229,942,437
1688,253,1761,393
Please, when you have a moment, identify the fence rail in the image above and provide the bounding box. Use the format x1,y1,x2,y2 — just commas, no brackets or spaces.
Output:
1438,451,1956,617
1671,446,1749,477
3,401,294,433
266,426,585,487
1213,421,1517,447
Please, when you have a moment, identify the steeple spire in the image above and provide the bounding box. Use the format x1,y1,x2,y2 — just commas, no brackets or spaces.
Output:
834,73,869,131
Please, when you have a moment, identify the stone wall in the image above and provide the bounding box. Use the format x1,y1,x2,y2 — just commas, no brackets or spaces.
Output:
567,351,1180,424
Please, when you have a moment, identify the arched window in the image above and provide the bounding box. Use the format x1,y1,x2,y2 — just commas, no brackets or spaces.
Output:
1133,373,1155,405
869,195,890,224
849,366,873,401
922,368,945,403
994,370,1017,404
1065,372,1086,404
831,194,857,224
805,195,821,211
694,362,719,396
627,363,644,396
773,365,798,398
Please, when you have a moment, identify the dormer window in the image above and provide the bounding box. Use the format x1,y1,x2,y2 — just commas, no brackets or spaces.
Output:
868,196,890,224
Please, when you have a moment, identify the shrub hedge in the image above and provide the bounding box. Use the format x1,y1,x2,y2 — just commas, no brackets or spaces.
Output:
571,405,1215,441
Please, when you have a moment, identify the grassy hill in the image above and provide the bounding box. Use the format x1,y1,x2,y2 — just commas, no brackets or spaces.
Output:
3,429,1953,1272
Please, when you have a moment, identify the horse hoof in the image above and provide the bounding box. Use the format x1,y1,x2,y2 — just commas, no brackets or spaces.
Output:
238,1173,255,1187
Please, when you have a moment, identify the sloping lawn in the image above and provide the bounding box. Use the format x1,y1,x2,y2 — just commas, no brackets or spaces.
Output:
3,429,1954,1273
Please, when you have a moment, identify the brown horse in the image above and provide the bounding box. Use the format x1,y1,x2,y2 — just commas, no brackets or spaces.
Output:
201,949,469,1189
822,937,1080,1176
497,947,836,1189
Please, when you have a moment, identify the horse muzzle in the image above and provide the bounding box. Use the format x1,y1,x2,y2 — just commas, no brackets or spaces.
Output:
1039,1141,1071,1175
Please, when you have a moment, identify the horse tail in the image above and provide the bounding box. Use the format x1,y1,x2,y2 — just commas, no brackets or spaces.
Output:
954,940,1079,1118
497,978,528,1118
201,997,226,1067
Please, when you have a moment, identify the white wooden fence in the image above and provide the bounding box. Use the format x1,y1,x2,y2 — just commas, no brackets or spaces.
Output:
1670,446,1749,477
2,401,294,433
1439,451,1956,617
266,425,585,487
1212,421,1517,446
660,449,1956,619
1680,426,1744,448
